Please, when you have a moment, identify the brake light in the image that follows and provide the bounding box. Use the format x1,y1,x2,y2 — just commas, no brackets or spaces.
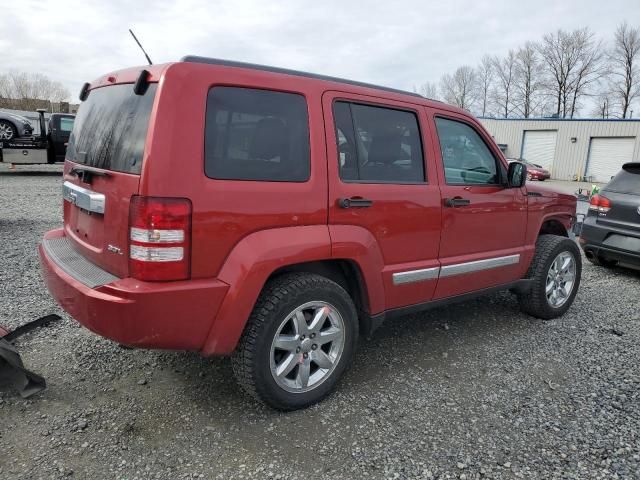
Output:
128,196,192,281
589,194,611,214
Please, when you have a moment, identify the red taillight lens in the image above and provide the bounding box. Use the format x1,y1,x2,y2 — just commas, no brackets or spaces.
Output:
129,196,192,281
588,194,611,213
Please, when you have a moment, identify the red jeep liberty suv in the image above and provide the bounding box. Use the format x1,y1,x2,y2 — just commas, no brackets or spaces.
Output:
39,57,581,410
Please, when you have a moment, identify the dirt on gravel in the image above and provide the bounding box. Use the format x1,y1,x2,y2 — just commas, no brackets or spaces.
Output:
1,164,639,479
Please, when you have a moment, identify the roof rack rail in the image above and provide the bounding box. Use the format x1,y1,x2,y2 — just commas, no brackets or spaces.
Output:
181,55,423,99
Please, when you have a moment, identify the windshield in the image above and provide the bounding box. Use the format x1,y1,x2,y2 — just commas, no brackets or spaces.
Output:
67,83,157,174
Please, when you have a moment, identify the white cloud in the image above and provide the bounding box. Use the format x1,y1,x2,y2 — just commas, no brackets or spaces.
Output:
2,0,638,100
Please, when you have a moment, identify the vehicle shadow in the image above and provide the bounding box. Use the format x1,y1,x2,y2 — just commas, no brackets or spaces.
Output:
165,290,539,414
610,264,640,278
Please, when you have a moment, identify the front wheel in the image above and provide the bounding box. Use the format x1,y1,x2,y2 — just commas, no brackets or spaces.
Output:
232,273,358,410
518,235,582,319
0,120,17,140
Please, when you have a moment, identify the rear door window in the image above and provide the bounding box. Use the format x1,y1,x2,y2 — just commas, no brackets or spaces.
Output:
333,101,425,183
67,83,157,174
205,87,310,182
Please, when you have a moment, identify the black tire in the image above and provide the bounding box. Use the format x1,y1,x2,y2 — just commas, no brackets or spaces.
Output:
232,273,358,410
518,235,582,319
585,254,618,268
0,120,17,141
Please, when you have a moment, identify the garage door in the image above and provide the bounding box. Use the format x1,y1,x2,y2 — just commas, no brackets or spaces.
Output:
586,137,636,183
521,130,558,172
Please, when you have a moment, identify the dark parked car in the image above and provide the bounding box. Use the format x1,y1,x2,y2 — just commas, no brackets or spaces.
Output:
580,163,640,269
0,111,34,140
47,113,75,163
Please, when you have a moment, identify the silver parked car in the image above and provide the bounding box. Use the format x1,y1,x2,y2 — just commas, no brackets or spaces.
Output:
0,111,34,140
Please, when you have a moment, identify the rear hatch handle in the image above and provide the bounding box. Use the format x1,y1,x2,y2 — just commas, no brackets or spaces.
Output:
69,166,110,183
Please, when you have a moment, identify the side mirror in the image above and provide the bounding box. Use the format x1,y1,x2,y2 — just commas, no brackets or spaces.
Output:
507,161,527,188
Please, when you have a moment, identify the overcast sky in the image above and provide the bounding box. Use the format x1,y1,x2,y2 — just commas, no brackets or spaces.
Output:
2,0,638,100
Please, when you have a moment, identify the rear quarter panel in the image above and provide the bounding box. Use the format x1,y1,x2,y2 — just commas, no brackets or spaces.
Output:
140,62,329,279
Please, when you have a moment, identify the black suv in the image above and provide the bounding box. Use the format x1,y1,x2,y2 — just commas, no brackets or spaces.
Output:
580,163,640,269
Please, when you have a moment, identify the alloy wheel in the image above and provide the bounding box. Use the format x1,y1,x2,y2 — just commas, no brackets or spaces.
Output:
546,251,576,308
0,122,15,140
270,301,345,393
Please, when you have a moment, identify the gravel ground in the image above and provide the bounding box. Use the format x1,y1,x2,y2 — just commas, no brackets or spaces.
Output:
1,164,639,479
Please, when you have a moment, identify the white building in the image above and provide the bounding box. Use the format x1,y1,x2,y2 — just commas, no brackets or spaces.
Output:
479,118,640,183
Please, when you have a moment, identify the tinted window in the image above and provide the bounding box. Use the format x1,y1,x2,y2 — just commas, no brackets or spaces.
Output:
333,101,425,183
67,83,157,174
435,117,499,185
205,87,310,182
60,117,74,132
605,165,640,194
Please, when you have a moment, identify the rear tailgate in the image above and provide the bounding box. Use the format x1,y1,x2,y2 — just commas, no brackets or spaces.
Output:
62,171,140,278
596,190,640,235
597,164,640,237
62,82,157,278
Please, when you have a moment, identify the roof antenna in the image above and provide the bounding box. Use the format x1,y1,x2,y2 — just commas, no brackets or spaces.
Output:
129,29,153,65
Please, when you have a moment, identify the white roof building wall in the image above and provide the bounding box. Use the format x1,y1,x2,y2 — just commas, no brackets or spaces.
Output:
479,118,640,181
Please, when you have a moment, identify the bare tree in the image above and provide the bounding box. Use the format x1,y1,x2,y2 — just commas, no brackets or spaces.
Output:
0,74,11,100
539,30,571,117
514,42,545,118
491,50,519,118
568,30,604,118
538,28,604,118
609,22,640,118
418,81,439,100
476,55,494,117
591,92,613,118
439,66,478,111
0,71,70,111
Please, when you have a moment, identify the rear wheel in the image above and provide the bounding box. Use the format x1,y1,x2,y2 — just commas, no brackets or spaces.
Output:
518,235,582,319
0,120,17,140
232,273,358,410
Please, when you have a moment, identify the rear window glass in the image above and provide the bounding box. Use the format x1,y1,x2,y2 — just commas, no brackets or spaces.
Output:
205,87,310,182
605,164,640,194
67,83,157,174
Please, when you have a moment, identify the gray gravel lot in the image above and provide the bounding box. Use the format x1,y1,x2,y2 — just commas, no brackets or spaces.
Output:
1,164,639,479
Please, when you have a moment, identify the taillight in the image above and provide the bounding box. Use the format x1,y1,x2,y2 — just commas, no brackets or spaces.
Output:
128,196,192,281
588,194,611,214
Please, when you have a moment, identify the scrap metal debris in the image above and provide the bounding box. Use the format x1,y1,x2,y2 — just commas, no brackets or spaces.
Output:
0,314,61,398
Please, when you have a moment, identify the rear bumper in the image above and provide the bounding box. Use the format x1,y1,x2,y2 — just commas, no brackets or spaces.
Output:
579,220,640,267
39,229,230,351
